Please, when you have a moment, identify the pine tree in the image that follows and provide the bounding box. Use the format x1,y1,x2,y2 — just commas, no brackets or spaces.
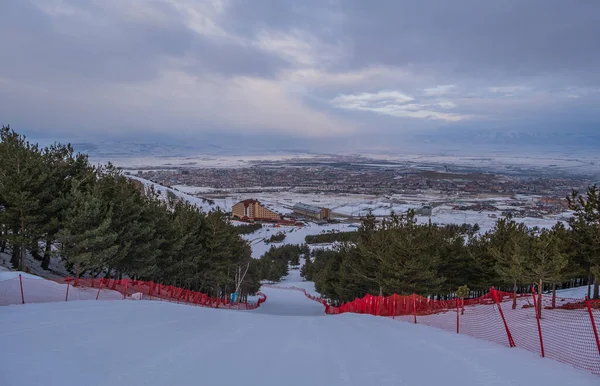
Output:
0,126,46,271
527,226,568,317
567,186,600,299
38,143,92,270
57,182,118,275
300,255,313,280
489,217,530,309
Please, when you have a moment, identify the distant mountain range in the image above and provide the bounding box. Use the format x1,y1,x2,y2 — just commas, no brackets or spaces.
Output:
414,129,600,150
71,141,315,159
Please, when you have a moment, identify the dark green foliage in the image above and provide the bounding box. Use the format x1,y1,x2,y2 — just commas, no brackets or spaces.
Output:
267,231,286,243
305,231,358,244
258,244,304,282
300,255,313,280
310,209,584,303
234,222,262,235
0,127,259,299
567,186,600,299
0,126,46,270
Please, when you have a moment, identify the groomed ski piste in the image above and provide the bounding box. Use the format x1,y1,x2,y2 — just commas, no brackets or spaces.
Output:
1,268,598,386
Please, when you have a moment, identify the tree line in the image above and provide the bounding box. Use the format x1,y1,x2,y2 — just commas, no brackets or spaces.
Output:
0,126,261,299
234,223,262,235
258,244,309,283
305,231,358,244
302,191,600,306
267,231,286,243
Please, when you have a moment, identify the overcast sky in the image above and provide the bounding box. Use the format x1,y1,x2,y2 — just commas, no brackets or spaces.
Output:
1,0,599,152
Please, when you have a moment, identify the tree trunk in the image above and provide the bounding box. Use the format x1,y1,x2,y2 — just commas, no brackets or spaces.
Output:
512,279,517,310
551,283,556,308
537,279,543,318
594,280,600,300
41,237,52,270
31,244,43,261
19,242,26,272
1,238,7,253
588,274,592,299
10,245,20,268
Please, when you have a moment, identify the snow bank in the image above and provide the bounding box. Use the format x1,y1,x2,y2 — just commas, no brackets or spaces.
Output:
0,273,123,306
1,287,598,385
0,270,43,281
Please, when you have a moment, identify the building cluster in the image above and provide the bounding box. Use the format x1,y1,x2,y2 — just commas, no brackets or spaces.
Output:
134,165,588,201
292,203,332,221
230,199,333,224
231,199,280,222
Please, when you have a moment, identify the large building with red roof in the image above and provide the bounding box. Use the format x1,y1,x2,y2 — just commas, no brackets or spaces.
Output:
231,199,281,222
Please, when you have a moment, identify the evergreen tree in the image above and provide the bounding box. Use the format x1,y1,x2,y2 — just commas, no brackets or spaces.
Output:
489,217,530,309
567,186,600,299
37,143,92,270
526,225,568,317
300,255,313,280
57,182,118,276
0,126,45,271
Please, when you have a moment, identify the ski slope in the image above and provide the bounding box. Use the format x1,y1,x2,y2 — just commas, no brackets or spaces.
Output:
1,273,598,385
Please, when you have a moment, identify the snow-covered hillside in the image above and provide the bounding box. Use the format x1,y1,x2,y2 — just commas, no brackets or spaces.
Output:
1,272,598,385
127,175,220,212
241,222,356,258
0,271,123,306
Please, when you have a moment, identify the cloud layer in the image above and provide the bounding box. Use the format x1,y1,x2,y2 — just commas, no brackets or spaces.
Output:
1,0,599,150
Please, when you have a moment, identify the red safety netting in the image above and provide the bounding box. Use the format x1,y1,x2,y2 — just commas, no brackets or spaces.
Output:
324,287,600,375
0,274,266,311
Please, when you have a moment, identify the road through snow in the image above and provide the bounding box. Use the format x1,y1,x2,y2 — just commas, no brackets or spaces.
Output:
1,277,598,385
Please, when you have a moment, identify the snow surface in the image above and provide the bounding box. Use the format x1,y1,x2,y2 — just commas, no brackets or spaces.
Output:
555,285,591,299
0,271,42,281
0,271,123,306
241,222,355,258
1,284,598,385
127,175,220,212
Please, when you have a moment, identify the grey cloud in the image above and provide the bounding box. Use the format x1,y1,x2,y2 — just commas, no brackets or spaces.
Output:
0,0,288,83
337,1,600,83
1,0,599,152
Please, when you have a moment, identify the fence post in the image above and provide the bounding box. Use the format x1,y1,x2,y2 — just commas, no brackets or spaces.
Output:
96,279,104,300
413,293,417,324
19,274,25,304
392,294,396,320
585,296,600,356
65,278,70,302
491,287,515,347
456,298,460,334
123,279,129,300
532,287,545,357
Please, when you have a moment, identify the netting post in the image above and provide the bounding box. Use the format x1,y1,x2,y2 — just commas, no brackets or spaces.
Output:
532,287,545,357
19,274,25,304
65,278,70,302
413,293,417,324
585,296,600,356
392,294,396,320
123,279,129,300
96,279,104,300
491,286,515,347
456,298,460,334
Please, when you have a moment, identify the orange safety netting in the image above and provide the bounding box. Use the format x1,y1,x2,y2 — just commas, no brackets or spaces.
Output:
0,274,266,311
324,287,600,375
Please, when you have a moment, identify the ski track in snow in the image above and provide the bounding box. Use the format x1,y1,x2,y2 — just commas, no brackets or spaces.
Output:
1,269,599,385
